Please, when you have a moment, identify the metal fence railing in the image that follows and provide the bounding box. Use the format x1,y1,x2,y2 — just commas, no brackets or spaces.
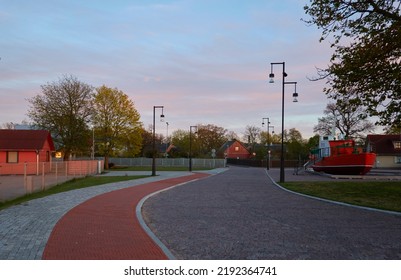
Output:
0,160,104,202
109,157,226,169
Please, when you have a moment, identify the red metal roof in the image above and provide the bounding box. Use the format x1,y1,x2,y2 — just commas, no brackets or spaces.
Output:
367,134,401,155
0,129,55,151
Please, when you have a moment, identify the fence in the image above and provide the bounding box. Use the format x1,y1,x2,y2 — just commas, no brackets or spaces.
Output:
109,157,226,169
226,158,307,168
0,160,104,202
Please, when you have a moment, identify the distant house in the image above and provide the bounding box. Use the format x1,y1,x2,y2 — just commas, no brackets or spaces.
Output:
218,139,251,159
366,134,401,168
0,129,55,174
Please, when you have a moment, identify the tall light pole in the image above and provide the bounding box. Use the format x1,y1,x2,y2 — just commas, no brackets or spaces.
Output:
189,125,198,172
152,106,165,176
262,117,274,170
270,62,299,182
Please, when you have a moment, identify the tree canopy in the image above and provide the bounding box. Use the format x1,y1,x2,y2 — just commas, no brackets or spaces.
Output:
93,85,142,168
27,75,94,159
304,0,401,126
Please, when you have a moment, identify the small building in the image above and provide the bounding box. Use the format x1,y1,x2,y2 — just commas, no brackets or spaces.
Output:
218,139,251,159
366,134,401,168
0,129,55,175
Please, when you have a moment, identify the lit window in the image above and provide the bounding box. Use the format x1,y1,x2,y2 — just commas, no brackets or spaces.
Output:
235,146,239,152
7,151,18,163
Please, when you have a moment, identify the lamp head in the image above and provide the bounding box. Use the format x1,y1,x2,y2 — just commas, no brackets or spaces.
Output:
269,73,274,83
292,92,299,103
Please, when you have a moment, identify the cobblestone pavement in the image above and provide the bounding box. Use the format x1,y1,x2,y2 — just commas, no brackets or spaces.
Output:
42,173,211,260
143,166,401,259
0,170,210,260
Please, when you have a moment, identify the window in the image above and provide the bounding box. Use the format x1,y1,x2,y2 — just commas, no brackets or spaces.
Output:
393,141,401,150
7,151,18,163
235,146,239,152
395,156,401,164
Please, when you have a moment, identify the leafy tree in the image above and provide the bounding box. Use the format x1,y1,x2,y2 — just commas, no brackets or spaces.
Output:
169,124,228,158
383,124,401,134
284,128,308,160
93,85,142,168
28,75,94,160
304,0,401,126
314,102,375,139
170,129,192,158
197,124,228,157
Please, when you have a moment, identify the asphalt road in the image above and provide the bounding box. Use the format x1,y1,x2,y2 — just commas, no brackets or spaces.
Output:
143,166,401,260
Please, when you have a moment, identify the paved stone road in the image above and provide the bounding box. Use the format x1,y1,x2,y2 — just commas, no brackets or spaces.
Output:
0,171,198,260
143,166,401,259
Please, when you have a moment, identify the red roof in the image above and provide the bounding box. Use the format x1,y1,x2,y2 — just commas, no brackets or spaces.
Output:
0,129,55,151
367,134,401,155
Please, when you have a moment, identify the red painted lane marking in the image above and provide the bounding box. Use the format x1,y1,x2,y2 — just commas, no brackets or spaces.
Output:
42,173,210,260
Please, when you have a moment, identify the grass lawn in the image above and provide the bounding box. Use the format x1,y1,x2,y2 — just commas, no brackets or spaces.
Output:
0,175,149,211
281,181,401,213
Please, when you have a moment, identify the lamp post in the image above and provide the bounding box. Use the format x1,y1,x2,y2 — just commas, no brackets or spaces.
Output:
189,125,198,172
152,106,165,176
269,62,299,182
262,118,274,170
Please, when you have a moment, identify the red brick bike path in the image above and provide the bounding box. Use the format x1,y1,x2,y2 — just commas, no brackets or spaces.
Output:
42,173,210,260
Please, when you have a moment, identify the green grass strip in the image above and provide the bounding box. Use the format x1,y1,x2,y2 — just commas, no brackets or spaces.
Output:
0,175,149,211
110,166,213,171
281,181,401,213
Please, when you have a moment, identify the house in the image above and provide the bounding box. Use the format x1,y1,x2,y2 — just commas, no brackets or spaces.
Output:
0,129,55,174
218,139,251,159
366,134,401,168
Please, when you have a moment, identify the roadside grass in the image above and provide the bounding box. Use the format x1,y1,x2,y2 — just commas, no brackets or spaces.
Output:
0,175,149,211
110,166,213,171
281,181,401,213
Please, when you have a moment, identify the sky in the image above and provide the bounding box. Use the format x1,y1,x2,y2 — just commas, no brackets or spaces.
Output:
1,0,343,140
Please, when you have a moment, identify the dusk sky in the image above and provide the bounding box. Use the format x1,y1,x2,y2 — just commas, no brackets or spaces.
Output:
1,0,358,139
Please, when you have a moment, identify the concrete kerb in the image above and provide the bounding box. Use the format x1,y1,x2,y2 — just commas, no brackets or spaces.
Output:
0,169,227,260
136,168,229,260
265,169,401,217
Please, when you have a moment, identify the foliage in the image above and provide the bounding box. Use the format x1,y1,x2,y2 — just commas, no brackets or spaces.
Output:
27,75,94,159
93,86,142,168
169,124,229,158
313,102,375,139
283,128,309,160
0,175,148,211
304,0,401,126
170,129,192,158
197,124,228,156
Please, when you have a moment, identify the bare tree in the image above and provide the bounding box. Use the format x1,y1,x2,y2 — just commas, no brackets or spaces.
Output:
314,102,375,140
243,125,261,144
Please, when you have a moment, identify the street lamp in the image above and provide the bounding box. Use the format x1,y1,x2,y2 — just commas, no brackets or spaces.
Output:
152,106,165,176
189,125,198,172
269,62,299,182
262,118,274,170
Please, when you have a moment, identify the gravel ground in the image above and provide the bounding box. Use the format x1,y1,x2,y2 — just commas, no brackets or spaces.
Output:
143,166,401,260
